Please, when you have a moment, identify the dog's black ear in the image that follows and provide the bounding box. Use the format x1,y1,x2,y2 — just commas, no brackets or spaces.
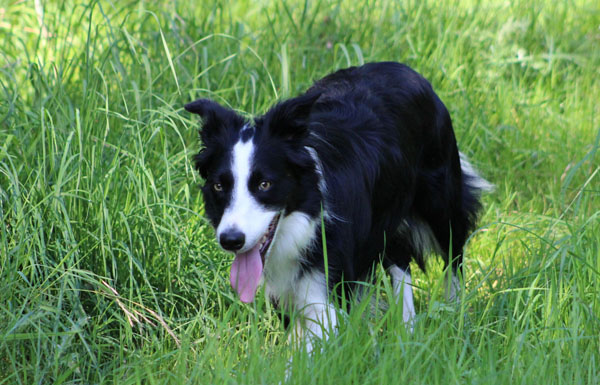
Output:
266,91,321,140
193,148,212,179
185,99,243,141
185,98,228,120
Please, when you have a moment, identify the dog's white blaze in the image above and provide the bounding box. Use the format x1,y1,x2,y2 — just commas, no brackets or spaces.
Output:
289,271,337,353
459,152,494,192
389,265,415,329
264,212,317,299
216,139,277,252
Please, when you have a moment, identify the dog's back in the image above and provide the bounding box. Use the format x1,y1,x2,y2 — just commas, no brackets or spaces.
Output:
300,62,486,284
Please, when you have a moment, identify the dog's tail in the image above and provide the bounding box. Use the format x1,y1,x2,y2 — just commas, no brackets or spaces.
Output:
459,152,494,194
445,152,493,274
458,151,493,245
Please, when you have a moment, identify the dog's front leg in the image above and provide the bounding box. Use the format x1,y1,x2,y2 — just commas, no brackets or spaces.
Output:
283,271,336,381
290,271,337,353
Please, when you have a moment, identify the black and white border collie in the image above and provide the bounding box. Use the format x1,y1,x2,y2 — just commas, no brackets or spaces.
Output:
186,62,490,350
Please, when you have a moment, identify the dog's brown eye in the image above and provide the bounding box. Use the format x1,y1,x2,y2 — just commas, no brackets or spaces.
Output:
258,181,272,191
213,183,223,192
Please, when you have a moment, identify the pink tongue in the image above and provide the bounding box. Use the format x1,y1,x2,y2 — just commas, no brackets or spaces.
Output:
230,244,263,303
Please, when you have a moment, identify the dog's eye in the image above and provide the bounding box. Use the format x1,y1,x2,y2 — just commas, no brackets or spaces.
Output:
258,181,272,192
213,183,223,192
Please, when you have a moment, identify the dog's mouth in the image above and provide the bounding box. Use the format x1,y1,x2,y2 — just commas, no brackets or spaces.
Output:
258,214,281,261
230,213,281,303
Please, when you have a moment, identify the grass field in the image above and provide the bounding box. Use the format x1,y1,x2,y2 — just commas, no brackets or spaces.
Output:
1,0,599,383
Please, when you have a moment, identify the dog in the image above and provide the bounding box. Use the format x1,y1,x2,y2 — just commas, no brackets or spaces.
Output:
185,62,490,351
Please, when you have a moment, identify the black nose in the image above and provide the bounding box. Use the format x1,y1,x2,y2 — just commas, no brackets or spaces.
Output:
220,230,245,251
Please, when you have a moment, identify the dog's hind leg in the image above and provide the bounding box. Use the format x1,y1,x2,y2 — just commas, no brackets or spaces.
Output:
389,265,415,330
444,269,461,302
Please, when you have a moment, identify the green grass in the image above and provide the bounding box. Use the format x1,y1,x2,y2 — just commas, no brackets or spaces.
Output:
1,0,599,383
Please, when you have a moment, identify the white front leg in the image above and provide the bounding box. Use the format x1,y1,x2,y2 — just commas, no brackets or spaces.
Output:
290,271,337,353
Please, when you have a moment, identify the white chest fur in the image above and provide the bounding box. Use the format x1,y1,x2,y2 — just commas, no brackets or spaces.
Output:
263,212,318,304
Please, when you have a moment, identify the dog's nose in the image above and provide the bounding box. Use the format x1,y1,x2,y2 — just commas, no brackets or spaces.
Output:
220,230,245,251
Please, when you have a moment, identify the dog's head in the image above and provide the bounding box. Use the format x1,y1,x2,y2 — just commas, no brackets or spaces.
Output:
185,93,321,302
